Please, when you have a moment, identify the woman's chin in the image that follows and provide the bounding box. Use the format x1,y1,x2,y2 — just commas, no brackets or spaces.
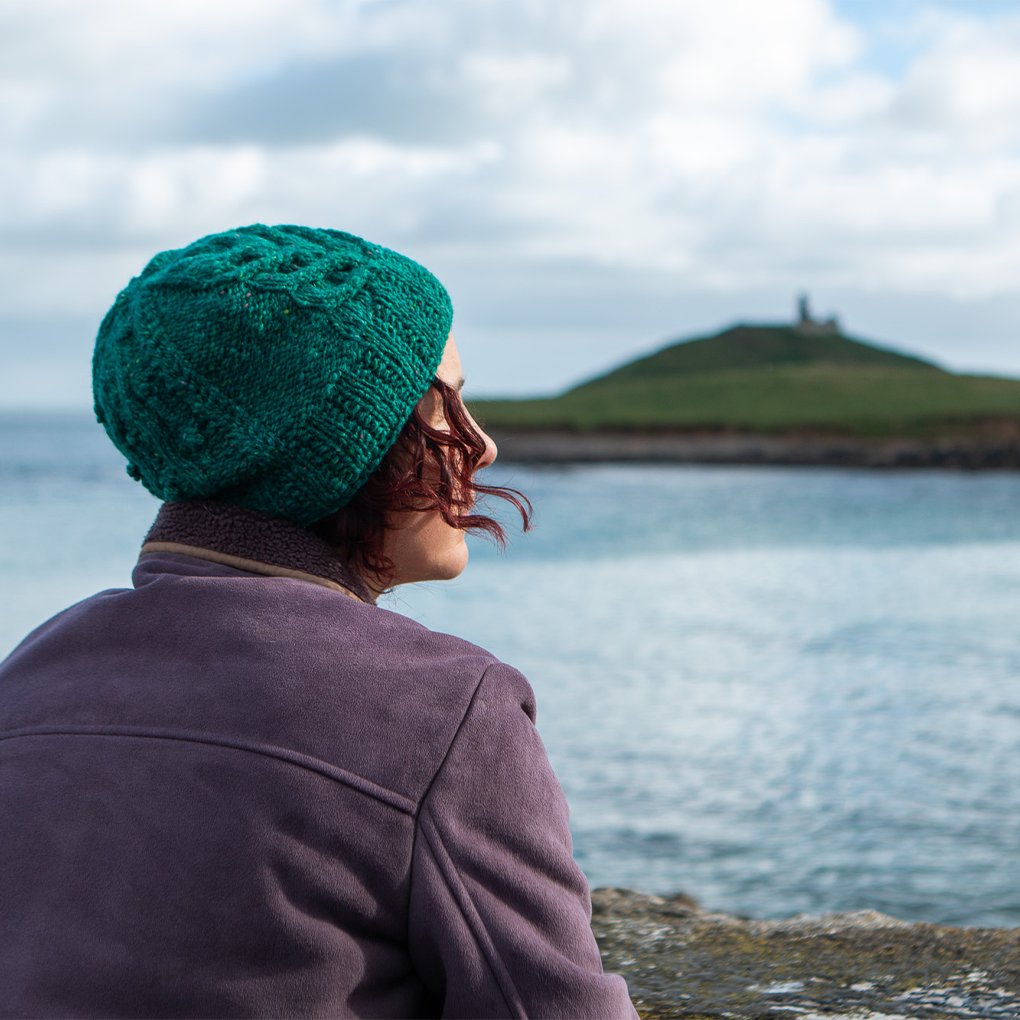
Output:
385,534,470,588
423,541,470,583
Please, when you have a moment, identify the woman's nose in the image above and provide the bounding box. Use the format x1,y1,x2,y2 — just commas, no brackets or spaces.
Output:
477,426,498,469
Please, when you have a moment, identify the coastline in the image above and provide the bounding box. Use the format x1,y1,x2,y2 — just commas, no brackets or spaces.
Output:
489,428,1020,469
591,888,1020,1019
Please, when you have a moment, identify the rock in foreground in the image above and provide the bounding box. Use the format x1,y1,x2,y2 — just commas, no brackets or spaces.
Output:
590,888,1020,1019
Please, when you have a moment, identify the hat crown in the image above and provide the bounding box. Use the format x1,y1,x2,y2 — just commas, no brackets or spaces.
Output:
93,224,452,524
142,225,377,303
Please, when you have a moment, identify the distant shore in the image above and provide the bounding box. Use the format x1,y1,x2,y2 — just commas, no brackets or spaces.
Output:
490,428,1020,469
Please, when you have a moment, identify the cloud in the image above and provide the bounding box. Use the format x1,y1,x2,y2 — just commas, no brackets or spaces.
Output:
3,0,1020,402
184,56,481,147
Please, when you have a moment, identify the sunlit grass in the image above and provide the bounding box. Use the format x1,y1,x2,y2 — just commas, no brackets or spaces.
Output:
471,364,1020,439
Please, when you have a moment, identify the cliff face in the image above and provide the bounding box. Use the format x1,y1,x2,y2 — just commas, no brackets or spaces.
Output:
590,888,1020,1019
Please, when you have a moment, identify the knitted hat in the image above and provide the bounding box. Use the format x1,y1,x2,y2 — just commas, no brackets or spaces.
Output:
93,224,452,525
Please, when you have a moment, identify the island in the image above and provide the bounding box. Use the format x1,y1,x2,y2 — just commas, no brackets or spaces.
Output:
470,301,1020,468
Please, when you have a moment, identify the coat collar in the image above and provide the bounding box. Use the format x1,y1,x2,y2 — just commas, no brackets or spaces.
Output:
140,500,374,604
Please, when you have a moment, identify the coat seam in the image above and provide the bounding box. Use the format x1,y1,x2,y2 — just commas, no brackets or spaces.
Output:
405,662,495,950
417,811,526,1020
413,662,497,820
0,726,415,815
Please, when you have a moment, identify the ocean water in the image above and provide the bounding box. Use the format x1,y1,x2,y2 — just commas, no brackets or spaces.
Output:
2,414,1019,927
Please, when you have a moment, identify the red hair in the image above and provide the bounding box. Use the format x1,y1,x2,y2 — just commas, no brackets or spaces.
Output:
311,378,532,578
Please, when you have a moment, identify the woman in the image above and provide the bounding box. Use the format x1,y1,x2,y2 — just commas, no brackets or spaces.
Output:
0,225,636,1019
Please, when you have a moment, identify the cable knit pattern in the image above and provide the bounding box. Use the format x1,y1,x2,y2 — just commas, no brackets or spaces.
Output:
92,224,451,525
141,500,374,604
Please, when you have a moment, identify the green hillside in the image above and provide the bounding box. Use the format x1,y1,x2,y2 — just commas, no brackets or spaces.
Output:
588,324,940,382
470,325,1020,439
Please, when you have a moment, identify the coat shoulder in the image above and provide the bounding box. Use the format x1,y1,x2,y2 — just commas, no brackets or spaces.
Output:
1,557,521,806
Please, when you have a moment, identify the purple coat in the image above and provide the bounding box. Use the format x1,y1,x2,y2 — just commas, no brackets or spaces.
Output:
0,502,635,1019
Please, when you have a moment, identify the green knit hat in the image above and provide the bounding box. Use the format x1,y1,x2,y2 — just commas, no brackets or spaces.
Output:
93,224,452,525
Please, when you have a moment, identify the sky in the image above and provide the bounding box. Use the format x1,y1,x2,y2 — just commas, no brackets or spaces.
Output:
4,0,1020,407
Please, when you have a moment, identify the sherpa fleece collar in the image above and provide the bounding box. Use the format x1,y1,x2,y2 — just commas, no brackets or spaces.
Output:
140,500,373,604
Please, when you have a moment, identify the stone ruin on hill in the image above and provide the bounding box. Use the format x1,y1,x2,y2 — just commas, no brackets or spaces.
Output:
796,292,840,335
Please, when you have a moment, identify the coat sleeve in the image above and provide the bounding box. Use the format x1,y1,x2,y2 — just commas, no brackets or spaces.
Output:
407,662,637,1020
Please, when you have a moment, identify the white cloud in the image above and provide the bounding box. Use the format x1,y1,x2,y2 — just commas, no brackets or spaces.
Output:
4,0,1020,402
888,10,1020,144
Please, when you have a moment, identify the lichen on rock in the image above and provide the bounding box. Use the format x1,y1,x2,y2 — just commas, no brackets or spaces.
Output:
590,888,1020,1019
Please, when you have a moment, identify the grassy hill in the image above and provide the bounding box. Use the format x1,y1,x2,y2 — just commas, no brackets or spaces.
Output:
470,325,1020,439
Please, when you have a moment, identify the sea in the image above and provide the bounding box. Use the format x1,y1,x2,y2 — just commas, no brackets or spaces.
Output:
2,413,1019,928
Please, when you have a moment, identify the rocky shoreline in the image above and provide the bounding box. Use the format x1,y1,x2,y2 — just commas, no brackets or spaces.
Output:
590,888,1020,1019
489,429,1020,468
